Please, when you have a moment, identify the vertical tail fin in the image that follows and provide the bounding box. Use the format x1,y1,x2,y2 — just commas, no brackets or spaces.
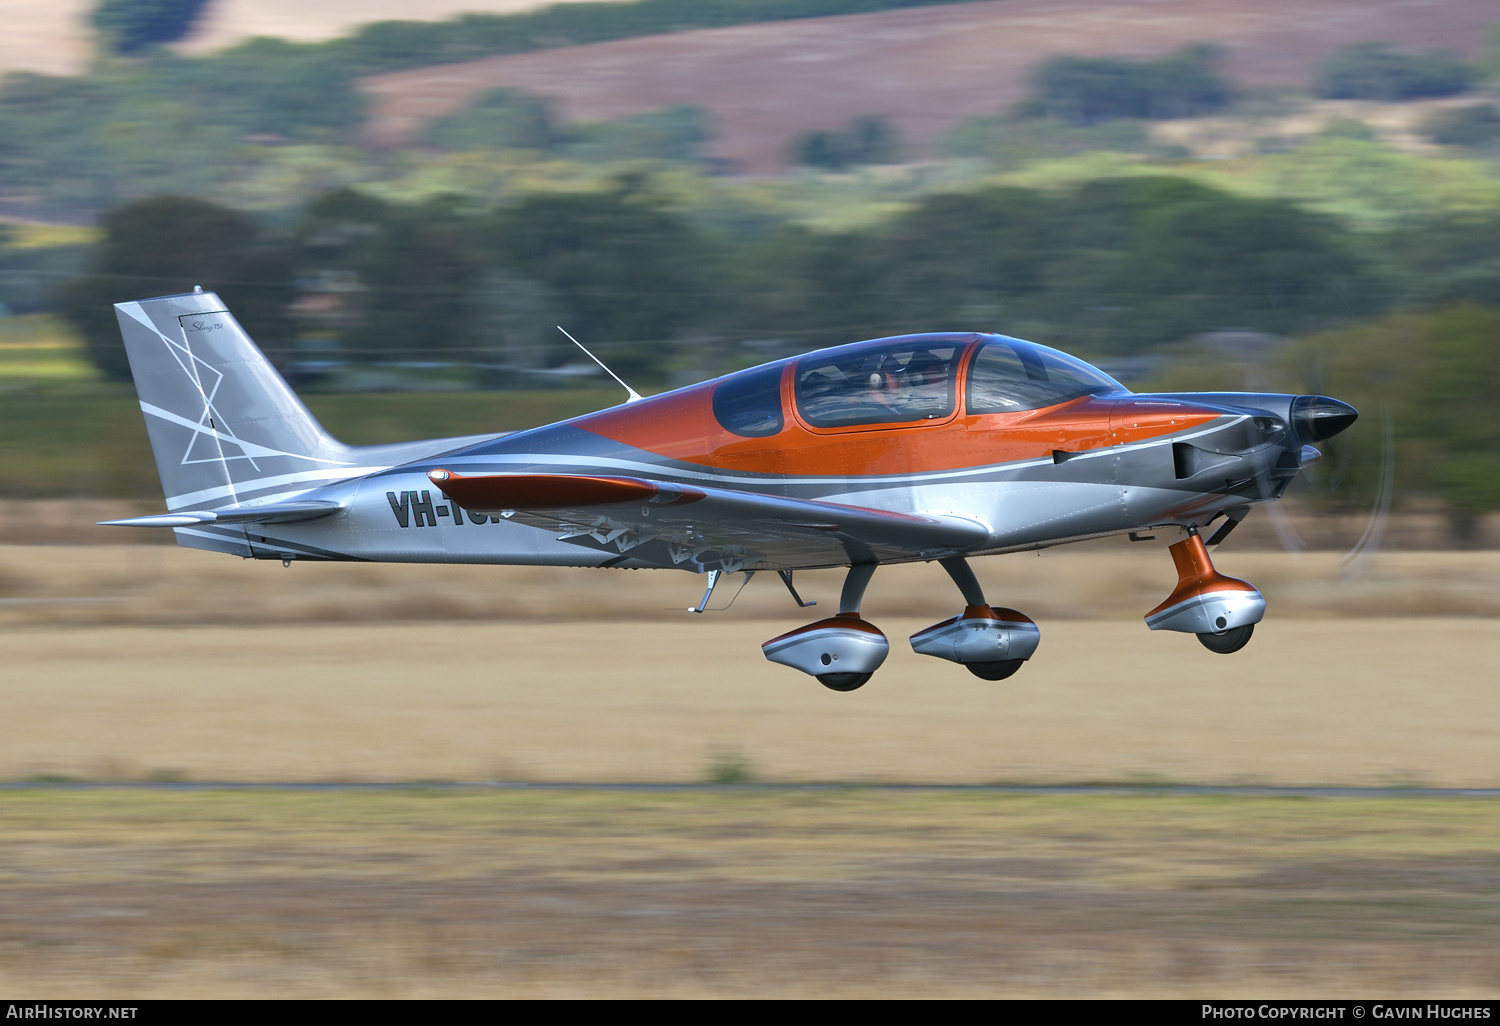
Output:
114,290,356,512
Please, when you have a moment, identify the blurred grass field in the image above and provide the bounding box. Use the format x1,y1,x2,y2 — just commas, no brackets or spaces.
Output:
3,610,1499,787
1,788,1497,997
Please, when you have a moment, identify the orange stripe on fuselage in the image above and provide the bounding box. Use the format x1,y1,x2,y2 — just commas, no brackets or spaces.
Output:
576,358,1219,478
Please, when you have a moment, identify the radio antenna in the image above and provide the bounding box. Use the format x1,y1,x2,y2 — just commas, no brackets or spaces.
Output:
557,326,643,403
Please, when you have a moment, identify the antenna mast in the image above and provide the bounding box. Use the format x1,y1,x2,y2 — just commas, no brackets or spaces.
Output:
557,327,643,403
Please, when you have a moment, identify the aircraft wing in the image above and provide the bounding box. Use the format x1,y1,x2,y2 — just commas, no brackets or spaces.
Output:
428,469,988,571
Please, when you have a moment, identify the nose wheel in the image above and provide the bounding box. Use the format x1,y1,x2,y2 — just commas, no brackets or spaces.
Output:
1197,623,1254,654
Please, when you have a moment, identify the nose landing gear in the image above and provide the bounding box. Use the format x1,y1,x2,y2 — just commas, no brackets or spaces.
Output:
1145,527,1264,652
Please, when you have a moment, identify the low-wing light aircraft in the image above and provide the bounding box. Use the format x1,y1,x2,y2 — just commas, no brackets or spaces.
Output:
103,289,1357,690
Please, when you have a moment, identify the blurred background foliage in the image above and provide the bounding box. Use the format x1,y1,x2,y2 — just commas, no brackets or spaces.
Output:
91,0,213,56
1026,44,1232,123
1,1,1500,532
1313,43,1476,102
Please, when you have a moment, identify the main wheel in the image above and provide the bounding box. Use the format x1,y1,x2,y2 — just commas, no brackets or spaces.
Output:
1197,623,1254,654
818,672,873,691
966,659,1024,681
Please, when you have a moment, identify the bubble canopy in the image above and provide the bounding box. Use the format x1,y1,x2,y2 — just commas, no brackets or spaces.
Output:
711,334,1126,437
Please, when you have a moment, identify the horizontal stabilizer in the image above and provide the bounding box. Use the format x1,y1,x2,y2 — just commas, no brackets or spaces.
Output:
100,500,344,528
98,513,216,528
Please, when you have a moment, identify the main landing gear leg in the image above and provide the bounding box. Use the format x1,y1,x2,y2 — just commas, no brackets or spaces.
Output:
1144,526,1265,653
910,557,1041,680
761,562,888,691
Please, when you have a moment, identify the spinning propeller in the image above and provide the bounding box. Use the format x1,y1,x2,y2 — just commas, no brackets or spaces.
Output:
1255,352,1395,577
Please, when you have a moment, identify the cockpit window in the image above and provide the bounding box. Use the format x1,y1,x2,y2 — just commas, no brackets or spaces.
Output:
712,363,785,437
966,338,1122,414
795,343,959,428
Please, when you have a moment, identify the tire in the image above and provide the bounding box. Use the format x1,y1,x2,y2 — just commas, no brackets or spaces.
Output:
1197,623,1254,654
966,659,1024,681
818,672,873,691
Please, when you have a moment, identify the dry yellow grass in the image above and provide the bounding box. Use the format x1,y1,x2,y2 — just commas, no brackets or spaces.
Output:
5,541,1500,625
3,542,1500,784
1,789,1497,997
3,614,1498,786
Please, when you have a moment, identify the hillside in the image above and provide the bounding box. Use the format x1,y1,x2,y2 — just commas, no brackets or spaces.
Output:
174,0,623,55
0,0,93,76
0,1,620,75
361,0,1500,172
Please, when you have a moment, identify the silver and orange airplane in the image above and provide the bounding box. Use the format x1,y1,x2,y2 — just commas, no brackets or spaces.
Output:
104,289,1357,690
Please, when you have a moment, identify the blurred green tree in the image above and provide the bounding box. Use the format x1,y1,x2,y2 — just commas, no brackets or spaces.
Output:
1314,43,1475,100
870,178,1373,353
154,39,369,139
1406,305,1500,540
942,115,1150,166
92,0,211,55
1483,24,1500,81
1028,45,1230,124
1385,212,1500,311
61,196,293,380
874,186,1057,334
726,224,889,349
298,193,482,362
422,88,564,152
566,106,715,164
483,181,717,378
1420,104,1500,147
1296,306,1500,539
791,117,900,169
1099,180,1372,348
